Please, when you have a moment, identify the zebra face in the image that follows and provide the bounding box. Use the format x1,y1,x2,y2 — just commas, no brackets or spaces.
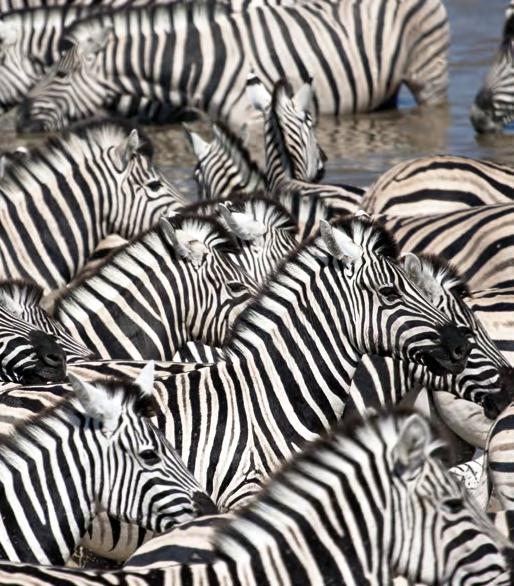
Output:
402,253,510,409
0,320,66,385
320,219,471,376
471,13,514,133
70,363,216,532
17,33,118,133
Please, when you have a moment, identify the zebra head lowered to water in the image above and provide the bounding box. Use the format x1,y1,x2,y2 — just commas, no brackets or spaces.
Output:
0,362,216,565
471,5,514,133
0,411,510,584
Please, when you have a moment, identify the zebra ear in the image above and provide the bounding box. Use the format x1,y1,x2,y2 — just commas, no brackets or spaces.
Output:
160,217,208,267
401,253,440,302
293,78,313,113
115,129,139,169
80,26,113,57
135,360,155,398
218,203,266,242
246,72,272,111
186,129,210,160
393,414,431,476
320,220,362,265
69,374,122,435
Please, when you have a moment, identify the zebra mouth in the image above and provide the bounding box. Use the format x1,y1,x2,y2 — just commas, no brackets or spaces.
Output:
421,350,466,376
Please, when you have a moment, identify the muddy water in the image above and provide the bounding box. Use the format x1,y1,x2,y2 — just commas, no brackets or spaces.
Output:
0,0,511,198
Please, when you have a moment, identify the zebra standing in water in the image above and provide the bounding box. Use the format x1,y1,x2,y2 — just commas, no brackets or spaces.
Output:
17,0,450,131
0,412,510,585
0,362,216,565
471,2,514,133
0,121,183,291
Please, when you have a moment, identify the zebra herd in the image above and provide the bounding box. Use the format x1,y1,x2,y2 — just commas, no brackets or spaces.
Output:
0,0,513,584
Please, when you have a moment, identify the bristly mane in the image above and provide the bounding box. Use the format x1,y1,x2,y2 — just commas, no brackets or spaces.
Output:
226,216,400,348
55,214,238,311
184,192,298,235
0,280,44,310
418,253,470,299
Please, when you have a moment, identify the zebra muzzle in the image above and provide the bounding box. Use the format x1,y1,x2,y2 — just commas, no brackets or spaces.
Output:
421,324,471,376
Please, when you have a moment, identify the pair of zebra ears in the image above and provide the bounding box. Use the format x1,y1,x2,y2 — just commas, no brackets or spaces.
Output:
69,361,155,435
218,204,266,243
320,220,362,265
160,217,209,267
246,73,313,114
392,414,440,478
114,129,140,170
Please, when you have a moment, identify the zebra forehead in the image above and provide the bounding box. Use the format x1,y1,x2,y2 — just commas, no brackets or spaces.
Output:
416,254,469,298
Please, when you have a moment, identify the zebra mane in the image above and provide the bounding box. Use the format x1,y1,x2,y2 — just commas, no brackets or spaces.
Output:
0,377,156,451
184,193,298,234
214,409,445,555
417,254,470,299
55,214,238,310
0,120,153,198
0,280,44,313
227,217,398,345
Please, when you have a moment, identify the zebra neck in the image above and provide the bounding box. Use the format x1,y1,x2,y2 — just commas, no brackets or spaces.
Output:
0,404,104,564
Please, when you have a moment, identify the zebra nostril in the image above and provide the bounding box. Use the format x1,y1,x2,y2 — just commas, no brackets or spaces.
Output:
42,352,64,368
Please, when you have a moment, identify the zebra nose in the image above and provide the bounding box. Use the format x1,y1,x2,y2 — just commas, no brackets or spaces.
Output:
192,492,218,516
438,323,471,365
16,116,48,135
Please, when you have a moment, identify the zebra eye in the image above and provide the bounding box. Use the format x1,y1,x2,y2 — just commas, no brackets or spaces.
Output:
139,449,160,465
146,180,162,192
55,70,67,80
379,285,401,302
226,281,250,297
441,497,463,513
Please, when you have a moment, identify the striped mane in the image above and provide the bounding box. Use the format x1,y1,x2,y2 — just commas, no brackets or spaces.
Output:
417,254,470,298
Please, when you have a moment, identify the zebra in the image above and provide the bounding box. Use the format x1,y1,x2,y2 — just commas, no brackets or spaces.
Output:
55,214,258,360
361,155,514,216
0,362,217,565
380,203,514,291
16,0,450,132
470,3,514,133
0,411,509,585
0,120,183,292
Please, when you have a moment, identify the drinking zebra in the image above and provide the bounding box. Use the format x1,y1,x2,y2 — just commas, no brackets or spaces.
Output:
0,120,183,291
0,362,216,565
17,0,450,132
0,411,509,585
470,2,514,133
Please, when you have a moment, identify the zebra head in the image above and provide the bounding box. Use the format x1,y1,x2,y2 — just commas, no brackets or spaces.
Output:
0,16,44,115
247,73,327,190
68,362,217,531
319,218,471,375
471,8,514,133
186,123,265,200
387,414,511,583
160,214,258,346
402,253,512,416
17,24,118,133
